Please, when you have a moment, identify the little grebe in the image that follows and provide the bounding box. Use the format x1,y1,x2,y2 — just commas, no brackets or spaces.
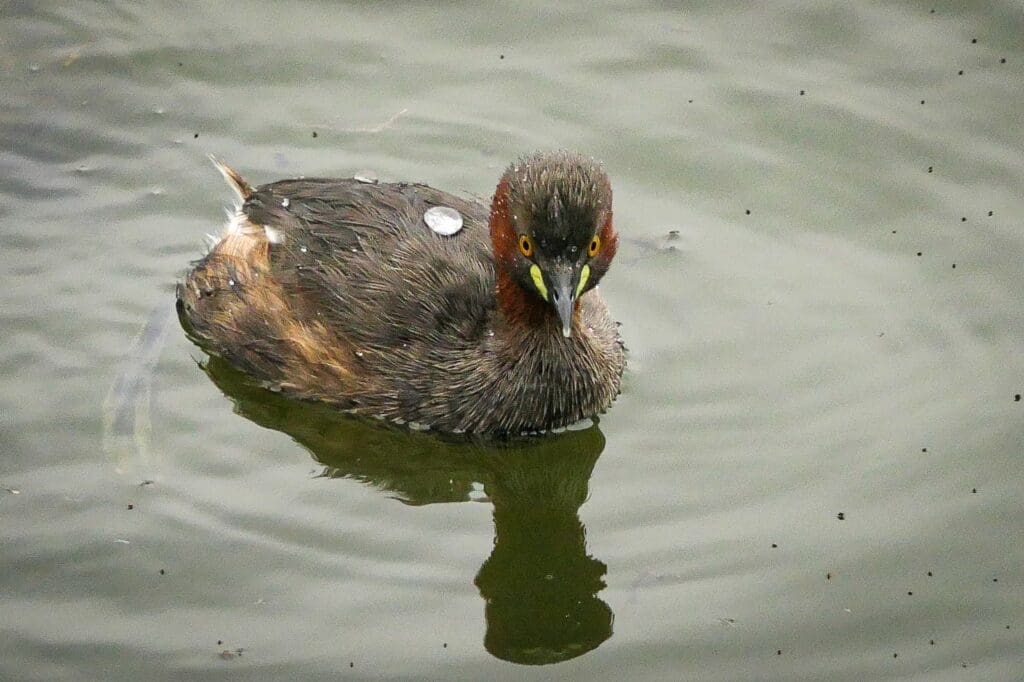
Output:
177,151,625,435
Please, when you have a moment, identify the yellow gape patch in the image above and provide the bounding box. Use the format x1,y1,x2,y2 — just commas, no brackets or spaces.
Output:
575,264,591,299
529,264,548,301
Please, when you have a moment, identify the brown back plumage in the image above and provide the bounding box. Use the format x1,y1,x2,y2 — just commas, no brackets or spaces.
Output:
178,154,626,435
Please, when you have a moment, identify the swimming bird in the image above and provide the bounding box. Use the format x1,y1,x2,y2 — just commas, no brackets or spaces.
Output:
177,151,625,435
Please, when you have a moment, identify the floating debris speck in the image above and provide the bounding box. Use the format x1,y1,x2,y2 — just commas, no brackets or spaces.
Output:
281,197,290,208
424,206,463,236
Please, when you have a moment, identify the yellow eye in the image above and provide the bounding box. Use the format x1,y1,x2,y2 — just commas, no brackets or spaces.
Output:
518,234,534,258
588,235,601,257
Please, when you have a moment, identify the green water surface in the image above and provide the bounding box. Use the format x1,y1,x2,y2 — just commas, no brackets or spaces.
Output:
2,2,1023,680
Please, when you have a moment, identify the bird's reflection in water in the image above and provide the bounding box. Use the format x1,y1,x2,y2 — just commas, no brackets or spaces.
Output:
203,356,613,665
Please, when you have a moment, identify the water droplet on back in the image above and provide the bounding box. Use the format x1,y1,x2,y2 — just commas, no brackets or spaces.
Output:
424,206,463,236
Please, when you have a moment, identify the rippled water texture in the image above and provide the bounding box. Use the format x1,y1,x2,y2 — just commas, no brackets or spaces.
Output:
3,2,1023,679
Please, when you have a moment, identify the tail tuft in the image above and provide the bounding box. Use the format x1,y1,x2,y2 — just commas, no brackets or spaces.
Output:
208,154,254,201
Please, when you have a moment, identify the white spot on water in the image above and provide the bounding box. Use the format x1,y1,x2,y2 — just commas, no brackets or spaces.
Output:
300,246,308,253
354,170,378,184
468,481,488,502
424,206,463,236
227,279,235,287
281,197,290,208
